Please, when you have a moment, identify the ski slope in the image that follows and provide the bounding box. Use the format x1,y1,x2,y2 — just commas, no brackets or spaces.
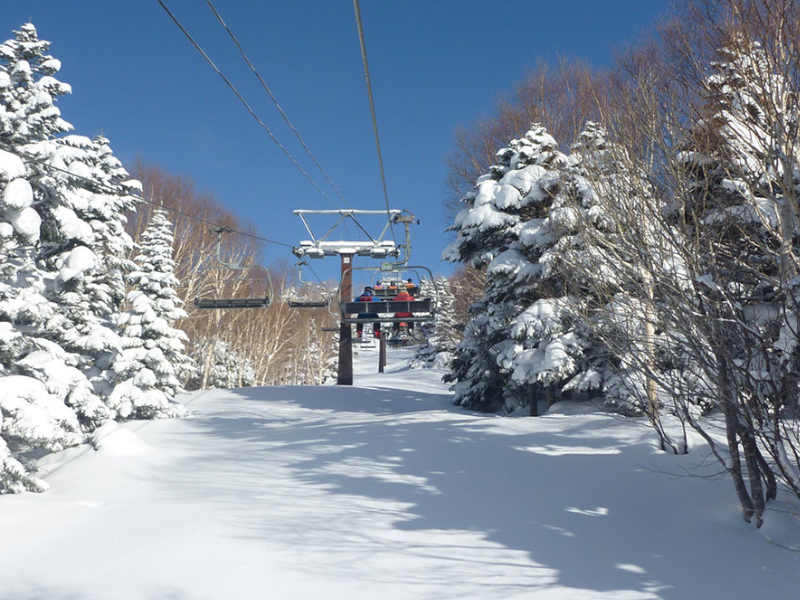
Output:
1,343,799,599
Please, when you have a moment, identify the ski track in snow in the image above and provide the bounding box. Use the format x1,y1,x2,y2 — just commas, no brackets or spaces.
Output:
1,344,799,599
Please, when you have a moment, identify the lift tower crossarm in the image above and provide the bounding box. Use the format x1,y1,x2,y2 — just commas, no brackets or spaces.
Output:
293,209,402,214
291,208,403,259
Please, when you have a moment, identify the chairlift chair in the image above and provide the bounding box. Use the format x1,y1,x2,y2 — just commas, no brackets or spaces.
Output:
339,264,437,325
285,260,332,309
287,298,329,309
192,226,272,310
194,296,270,309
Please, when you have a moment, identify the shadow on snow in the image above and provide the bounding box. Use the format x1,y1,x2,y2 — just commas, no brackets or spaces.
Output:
153,383,798,598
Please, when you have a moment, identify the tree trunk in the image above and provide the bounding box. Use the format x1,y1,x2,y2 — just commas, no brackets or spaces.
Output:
720,363,755,523
740,425,766,527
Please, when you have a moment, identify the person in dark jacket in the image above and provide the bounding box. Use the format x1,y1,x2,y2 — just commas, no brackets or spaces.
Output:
355,286,381,338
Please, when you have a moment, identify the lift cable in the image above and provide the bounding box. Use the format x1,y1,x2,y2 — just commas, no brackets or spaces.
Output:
352,0,397,246
157,0,332,204
0,141,295,249
347,213,375,243
304,260,325,286
205,0,345,204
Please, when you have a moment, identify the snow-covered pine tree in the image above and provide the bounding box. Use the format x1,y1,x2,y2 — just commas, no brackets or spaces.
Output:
676,38,798,407
28,135,141,404
0,23,72,145
673,37,800,517
412,276,459,369
0,23,130,427
112,209,193,417
186,339,254,389
0,23,102,492
3,22,144,424
557,122,682,422
489,123,629,415
443,124,569,411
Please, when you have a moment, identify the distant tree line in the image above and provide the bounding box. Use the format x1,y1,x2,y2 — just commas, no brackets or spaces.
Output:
128,163,339,391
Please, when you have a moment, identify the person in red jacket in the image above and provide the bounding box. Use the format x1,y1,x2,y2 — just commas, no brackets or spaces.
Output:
391,289,414,335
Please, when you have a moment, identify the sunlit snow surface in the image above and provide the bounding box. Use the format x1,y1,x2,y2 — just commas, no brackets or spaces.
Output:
1,344,799,599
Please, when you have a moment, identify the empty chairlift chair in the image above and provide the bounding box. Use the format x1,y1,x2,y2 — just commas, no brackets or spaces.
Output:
193,295,270,309
193,226,272,309
285,261,332,309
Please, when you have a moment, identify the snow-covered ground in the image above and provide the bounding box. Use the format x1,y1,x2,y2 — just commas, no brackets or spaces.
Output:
1,343,799,599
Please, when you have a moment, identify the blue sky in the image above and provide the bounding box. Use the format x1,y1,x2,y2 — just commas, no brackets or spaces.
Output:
5,1,667,284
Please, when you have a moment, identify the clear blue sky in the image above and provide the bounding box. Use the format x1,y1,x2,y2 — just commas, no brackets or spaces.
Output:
5,1,667,283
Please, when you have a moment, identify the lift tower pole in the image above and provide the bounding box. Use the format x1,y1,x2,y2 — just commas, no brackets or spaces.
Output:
291,209,405,386
337,253,354,385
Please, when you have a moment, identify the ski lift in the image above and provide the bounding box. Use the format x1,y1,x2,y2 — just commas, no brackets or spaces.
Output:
285,260,333,309
193,226,271,310
339,264,437,325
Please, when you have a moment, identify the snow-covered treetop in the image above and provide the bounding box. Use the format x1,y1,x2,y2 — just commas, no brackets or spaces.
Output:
569,122,611,165
495,123,563,173
682,35,790,191
0,23,72,144
444,123,567,267
129,209,185,320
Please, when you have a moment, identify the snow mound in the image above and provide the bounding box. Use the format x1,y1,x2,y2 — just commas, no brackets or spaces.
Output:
90,422,152,456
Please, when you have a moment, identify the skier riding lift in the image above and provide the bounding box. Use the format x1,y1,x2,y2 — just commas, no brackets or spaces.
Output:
355,286,381,338
392,287,414,335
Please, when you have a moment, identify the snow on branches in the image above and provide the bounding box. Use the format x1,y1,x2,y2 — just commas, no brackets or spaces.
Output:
0,23,187,493
112,209,193,418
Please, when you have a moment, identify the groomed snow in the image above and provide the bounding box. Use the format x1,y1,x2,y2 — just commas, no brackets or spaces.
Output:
0,345,798,599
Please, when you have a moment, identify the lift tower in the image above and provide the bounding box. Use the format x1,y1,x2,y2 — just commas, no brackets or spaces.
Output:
292,209,402,385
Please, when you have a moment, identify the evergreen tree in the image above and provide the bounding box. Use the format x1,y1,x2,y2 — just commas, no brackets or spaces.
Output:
0,22,72,144
444,124,569,411
112,209,193,418
0,24,110,491
675,38,799,413
0,23,121,428
412,277,459,369
187,339,254,389
444,122,649,414
671,38,800,519
29,134,140,404
558,122,676,418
